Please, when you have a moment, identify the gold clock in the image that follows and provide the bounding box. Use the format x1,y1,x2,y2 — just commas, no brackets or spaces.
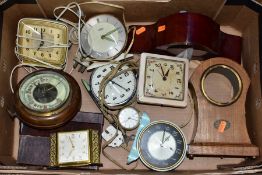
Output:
50,130,100,167
16,18,68,69
137,53,189,107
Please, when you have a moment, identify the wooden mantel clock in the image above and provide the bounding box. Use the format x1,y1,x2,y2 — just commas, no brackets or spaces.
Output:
188,57,259,158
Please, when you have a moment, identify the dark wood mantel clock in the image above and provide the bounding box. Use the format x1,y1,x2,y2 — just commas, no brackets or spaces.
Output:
188,57,259,158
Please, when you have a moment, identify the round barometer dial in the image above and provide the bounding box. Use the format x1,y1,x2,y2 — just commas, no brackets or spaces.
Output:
14,69,81,129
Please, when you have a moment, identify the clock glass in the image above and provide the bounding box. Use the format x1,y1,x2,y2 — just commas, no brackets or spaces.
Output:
17,18,68,68
90,64,136,106
137,121,187,171
57,131,90,164
138,53,189,107
19,71,70,112
80,14,127,59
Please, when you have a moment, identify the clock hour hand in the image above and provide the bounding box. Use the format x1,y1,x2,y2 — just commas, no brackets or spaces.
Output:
160,65,167,81
164,68,170,77
37,28,44,51
109,80,128,92
161,129,166,144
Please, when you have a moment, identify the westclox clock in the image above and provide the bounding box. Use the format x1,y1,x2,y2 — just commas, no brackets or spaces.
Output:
137,53,189,107
14,69,81,129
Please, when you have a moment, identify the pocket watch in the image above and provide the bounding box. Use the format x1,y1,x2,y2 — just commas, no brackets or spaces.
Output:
14,69,81,129
16,18,68,69
118,107,140,130
138,53,189,107
80,14,127,60
90,64,137,107
137,121,187,171
50,130,100,167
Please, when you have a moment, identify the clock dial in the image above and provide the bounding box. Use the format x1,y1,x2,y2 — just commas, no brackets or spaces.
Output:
144,57,185,100
17,18,68,68
57,131,89,164
118,107,140,130
90,64,137,106
81,14,127,59
138,121,187,171
19,71,70,112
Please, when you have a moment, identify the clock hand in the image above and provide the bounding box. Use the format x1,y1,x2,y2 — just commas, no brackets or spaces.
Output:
161,129,166,144
163,135,171,144
101,27,120,39
160,65,167,81
103,36,116,43
69,136,75,148
109,80,128,92
68,148,74,158
46,80,63,92
164,68,170,77
37,28,44,51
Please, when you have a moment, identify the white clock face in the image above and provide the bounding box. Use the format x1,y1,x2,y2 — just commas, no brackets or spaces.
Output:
147,131,176,160
58,131,89,164
118,107,140,130
144,57,185,100
90,64,137,106
81,14,127,59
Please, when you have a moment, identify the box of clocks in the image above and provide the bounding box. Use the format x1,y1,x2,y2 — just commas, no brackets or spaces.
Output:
0,0,261,174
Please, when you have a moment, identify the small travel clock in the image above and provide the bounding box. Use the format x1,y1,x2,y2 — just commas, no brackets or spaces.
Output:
118,107,140,130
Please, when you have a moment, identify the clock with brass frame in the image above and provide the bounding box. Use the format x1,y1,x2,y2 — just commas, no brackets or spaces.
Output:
137,53,189,107
16,18,68,69
14,69,81,129
50,130,100,167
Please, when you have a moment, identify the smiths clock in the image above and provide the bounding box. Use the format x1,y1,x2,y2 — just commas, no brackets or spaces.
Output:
14,69,81,129
80,14,127,60
137,121,187,171
138,53,189,107
16,18,68,69
90,64,137,107
50,130,100,167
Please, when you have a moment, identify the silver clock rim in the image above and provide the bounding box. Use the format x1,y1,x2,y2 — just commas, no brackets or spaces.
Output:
80,14,127,60
137,120,187,172
89,64,137,107
118,107,140,130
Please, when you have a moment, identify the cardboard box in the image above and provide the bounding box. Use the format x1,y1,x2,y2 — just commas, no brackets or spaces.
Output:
0,0,261,174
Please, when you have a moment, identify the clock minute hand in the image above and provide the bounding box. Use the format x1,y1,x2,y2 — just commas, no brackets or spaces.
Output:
101,27,120,39
161,129,166,144
110,80,128,92
164,68,170,77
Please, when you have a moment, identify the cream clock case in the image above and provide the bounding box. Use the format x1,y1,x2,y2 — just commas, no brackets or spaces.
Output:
16,18,69,69
138,53,189,107
80,14,127,60
50,130,100,167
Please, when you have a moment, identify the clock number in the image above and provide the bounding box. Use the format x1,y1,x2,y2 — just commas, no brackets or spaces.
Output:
177,79,181,84
102,68,107,72
34,27,38,31
146,75,151,79
97,74,101,78
42,28,45,32
124,72,129,77
155,63,161,67
25,30,31,34
110,65,115,70
56,51,59,55
120,94,125,98
49,53,52,58
33,52,36,55
57,34,60,38
169,91,174,95
26,38,29,42
126,88,130,92
41,53,44,57
170,65,174,70
149,69,154,72
50,29,53,33
176,72,180,75
128,81,132,84
105,95,109,99
95,82,99,85
164,63,167,66
162,93,167,97
113,97,117,101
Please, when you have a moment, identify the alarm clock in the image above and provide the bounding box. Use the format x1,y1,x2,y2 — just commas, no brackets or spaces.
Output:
14,69,81,129
137,53,189,107
80,14,127,60
16,18,69,69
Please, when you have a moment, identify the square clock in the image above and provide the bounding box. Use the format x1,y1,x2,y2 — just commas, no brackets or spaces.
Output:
138,53,189,107
50,130,100,167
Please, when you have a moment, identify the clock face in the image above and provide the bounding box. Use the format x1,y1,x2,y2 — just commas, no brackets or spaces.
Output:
80,14,127,59
137,121,187,171
118,107,140,130
90,64,137,106
138,53,189,107
17,18,68,68
57,131,90,164
19,71,70,112
145,57,185,100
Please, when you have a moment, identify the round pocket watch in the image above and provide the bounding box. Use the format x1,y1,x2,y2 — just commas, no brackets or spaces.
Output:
90,64,137,107
14,69,81,129
80,14,127,60
16,18,68,69
137,121,187,172
118,107,140,130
